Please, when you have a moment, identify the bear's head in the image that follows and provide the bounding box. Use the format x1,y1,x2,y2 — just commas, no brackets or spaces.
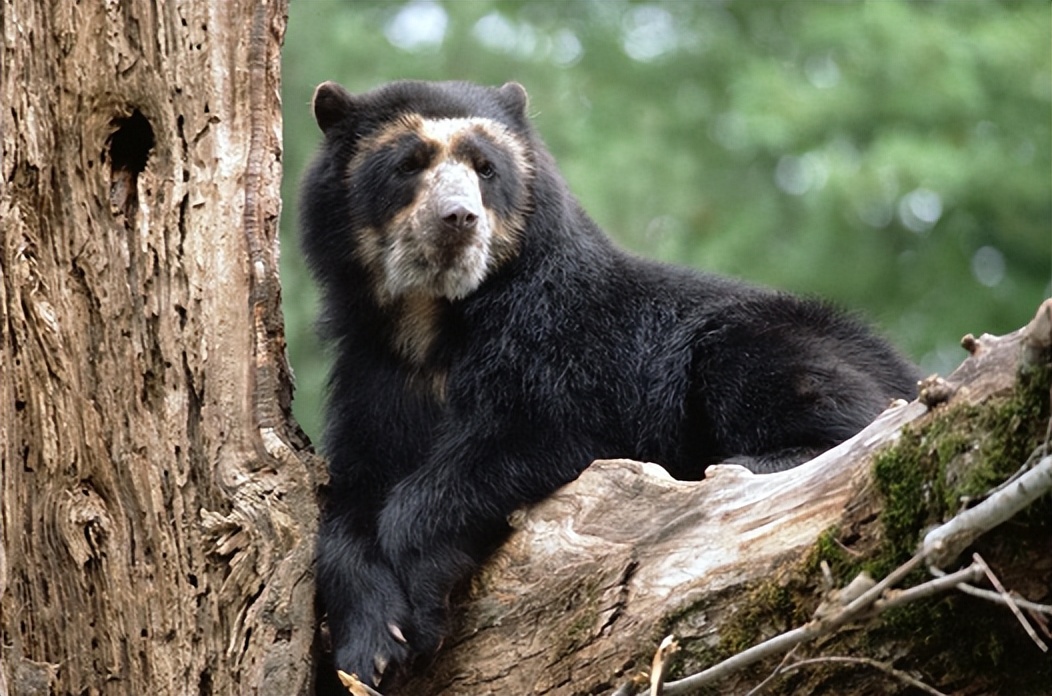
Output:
305,80,535,304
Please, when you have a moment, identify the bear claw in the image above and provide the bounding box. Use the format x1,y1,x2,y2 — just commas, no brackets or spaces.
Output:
373,653,389,682
387,623,407,644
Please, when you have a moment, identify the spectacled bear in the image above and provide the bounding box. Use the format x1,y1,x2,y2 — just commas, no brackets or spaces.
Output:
300,79,918,690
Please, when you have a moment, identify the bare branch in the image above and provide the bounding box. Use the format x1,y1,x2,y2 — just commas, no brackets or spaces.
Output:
947,580,1052,616
639,554,932,695
631,448,1051,696
922,455,1052,568
973,553,1049,653
778,656,948,696
875,562,985,613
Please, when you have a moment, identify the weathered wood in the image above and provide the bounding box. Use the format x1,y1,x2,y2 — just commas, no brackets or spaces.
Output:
403,302,1051,696
402,412,925,695
1,2,319,694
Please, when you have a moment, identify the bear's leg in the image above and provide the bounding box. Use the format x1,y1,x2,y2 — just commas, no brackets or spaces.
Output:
316,508,413,687
374,431,587,658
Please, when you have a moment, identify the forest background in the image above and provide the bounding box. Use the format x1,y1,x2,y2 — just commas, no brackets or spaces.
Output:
278,0,1051,441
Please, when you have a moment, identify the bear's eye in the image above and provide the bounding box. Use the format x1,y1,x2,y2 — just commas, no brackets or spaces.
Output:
475,161,495,180
396,145,431,176
397,156,425,176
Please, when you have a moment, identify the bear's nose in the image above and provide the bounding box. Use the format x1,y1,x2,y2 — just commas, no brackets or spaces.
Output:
441,204,479,232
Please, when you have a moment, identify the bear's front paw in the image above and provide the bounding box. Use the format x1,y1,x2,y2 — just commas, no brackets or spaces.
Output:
332,614,412,688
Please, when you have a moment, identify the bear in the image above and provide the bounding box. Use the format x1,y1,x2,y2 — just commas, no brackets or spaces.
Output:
299,79,919,690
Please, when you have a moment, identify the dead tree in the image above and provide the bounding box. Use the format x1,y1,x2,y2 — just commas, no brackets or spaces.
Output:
1,1,319,694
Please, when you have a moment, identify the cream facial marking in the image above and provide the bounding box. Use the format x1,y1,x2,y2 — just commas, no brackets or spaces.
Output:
350,116,532,190
381,156,493,301
350,116,532,304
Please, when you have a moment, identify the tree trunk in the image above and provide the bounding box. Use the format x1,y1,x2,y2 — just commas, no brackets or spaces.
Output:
1,2,320,694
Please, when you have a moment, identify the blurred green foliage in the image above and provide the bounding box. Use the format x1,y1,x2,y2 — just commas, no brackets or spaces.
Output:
280,0,1051,443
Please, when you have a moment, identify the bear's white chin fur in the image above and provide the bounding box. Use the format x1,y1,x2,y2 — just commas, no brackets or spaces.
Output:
382,233,492,301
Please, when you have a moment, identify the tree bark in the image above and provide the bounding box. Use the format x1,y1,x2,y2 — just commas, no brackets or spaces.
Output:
1,2,319,695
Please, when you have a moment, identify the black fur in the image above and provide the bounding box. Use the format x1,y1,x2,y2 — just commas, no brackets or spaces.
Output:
300,80,918,690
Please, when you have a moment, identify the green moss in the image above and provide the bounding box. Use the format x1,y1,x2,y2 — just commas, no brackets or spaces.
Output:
659,575,814,689
860,361,1052,690
802,526,860,582
712,579,808,658
870,426,950,574
870,362,1050,575
955,363,1050,500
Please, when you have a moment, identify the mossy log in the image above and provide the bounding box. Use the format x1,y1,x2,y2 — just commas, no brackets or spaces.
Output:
401,300,1051,696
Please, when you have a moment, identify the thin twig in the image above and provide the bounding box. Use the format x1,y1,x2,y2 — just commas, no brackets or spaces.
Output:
778,656,948,696
617,446,1051,696
834,551,928,619
928,565,1052,616
337,670,385,696
612,671,650,696
973,552,1049,652
653,553,929,695
951,582,1052,616
742,645,801,696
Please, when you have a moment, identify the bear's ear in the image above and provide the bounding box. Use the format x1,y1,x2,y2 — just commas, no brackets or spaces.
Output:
312,81,357,134
496,82,529,120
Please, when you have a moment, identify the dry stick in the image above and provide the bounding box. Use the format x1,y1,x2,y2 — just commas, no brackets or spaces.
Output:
922,455,1052,568
945,578,1052,616
649,635,680,696
741,645,801,696
337,670,385,696
612,634,684,696
777,656,948,696
651,554,929,696
972,552,1049,652
740,567,984,696
874,561,986,613
740,563,1043,696
740,565,984,696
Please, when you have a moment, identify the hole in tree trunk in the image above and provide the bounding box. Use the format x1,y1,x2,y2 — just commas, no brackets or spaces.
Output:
107,109,155,222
